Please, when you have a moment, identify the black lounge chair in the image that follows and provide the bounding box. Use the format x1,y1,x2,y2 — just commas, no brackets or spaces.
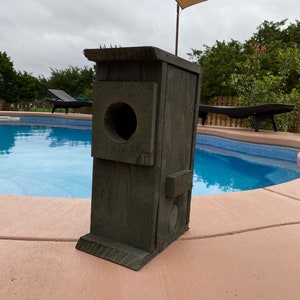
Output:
45,89,92,113
198,103,295,132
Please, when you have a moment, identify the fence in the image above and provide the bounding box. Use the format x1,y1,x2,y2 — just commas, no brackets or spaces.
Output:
200,96,247,128
1,97,299,132
0,100,92,114
296,114,300,133
200,96,300,133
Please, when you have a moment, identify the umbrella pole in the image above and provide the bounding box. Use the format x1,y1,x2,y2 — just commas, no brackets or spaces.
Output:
175,4,180,56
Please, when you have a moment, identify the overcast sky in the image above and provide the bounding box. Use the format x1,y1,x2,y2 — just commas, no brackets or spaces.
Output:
1,0,299,78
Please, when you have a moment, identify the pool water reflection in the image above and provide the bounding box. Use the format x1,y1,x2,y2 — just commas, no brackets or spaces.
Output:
0,123,299,197
193,147,299,195
0,124,92,198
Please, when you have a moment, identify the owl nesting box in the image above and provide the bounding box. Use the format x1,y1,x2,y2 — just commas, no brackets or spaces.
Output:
76,47,201,270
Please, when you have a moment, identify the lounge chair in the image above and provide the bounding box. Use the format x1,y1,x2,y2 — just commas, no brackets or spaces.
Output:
198,103,295,132
45,89,92,113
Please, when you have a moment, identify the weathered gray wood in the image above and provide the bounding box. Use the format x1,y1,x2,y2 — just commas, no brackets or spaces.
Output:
76,46,201,270
92,81,157,166
84,46,200,74
166,170,193,198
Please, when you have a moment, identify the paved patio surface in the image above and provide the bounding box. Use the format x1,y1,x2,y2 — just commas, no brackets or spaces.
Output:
1,124,300,299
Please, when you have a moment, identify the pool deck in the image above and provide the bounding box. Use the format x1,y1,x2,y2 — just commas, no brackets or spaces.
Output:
1,115,300,299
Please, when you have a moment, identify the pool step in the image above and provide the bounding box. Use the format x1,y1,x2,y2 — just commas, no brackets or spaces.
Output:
0,116,20,121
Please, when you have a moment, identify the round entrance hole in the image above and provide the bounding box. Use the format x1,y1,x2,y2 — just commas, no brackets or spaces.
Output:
104,102,137,142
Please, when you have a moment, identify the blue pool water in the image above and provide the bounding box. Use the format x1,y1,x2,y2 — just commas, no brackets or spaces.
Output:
192,135,300,195
0,120,299,197
0,122,92,198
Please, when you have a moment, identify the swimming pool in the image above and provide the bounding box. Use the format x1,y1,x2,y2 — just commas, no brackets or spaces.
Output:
193,135,300,195
0,118,92,197
0,118,299,197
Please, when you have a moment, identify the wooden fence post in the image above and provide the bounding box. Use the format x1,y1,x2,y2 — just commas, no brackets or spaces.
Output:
296,109,300,133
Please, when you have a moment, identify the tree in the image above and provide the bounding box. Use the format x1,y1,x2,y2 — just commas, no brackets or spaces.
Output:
244,19,300,88
0,52,42,104
282,20,300,48
15,71,41,102
189,19,300,102
188,40,245,100
44,66,95,99
189,19,300,131
0,51,17,102
230,20,300,108
230,46,300,131
1,51,95,108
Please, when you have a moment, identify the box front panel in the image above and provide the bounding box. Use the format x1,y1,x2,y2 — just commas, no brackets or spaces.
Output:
92,81,157,166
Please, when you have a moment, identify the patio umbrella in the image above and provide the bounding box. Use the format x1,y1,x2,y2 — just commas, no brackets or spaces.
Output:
175,0,208,55
176,0,208,9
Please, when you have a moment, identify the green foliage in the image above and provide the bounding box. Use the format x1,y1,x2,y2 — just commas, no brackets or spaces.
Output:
188,40,245,99
277,88,300,131
15,71,41,102
189,19,300,101
0,50,95,107
0,51,44,104
230,46,300,131
189,19,300,131
43,66,95,99
0,51,17,102
0,55,95,110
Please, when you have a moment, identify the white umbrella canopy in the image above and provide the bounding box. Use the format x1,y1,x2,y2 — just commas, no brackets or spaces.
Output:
174,0,208,55
176,0,208,9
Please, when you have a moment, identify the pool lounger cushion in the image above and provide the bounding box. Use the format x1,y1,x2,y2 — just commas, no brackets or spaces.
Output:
198,103,295,132
46,89,92,113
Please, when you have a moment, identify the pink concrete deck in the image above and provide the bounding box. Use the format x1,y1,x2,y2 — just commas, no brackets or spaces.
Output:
1,123,300,299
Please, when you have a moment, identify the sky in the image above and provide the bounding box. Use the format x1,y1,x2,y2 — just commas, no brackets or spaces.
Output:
1,0,299,78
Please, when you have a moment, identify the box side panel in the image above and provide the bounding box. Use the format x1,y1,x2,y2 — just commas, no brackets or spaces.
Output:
156,64,200,246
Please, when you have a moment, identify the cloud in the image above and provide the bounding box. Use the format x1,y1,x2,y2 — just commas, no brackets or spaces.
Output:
1,0,299,77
